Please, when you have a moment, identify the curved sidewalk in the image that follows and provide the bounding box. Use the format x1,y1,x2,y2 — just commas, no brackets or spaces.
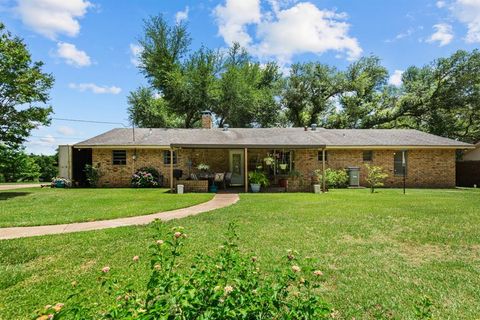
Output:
0,193,239,240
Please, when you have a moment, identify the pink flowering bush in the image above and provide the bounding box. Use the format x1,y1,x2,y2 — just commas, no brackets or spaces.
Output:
33,223,331,319
131,169,159,188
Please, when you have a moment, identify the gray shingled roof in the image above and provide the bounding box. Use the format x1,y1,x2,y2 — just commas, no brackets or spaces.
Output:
74,128,472,149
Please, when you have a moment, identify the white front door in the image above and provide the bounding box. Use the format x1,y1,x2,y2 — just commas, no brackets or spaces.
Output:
229,150,244,186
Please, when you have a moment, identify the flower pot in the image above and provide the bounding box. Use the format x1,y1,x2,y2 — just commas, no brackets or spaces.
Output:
250,183,261,193
279,164,287,170
55,180,65,188
279,178,288,188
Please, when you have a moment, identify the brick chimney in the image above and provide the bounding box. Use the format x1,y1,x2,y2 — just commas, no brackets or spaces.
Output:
201,110,213,129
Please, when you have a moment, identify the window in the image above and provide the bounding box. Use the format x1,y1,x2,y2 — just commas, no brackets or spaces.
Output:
318,150,328,162
394,151,407,176
163,150,177,165
363,150,373,161
112,150,127,165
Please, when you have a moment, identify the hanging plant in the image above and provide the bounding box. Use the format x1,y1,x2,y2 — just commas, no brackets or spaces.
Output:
279,163,287,170
263,156,274,166
197,163,210,171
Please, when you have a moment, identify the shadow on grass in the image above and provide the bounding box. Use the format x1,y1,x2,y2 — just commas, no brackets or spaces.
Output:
0,192,31,201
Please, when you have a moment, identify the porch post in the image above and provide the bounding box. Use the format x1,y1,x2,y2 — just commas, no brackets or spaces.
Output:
244,147,248,193
322,148,326,193
170,148,174,193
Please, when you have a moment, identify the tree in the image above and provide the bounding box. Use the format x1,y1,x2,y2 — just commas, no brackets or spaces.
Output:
326,56,389,129
213,44,282,127
138,16,219,128
0,146,40,182
165,46,220,127
282,62,343,127
393,50,480,143
0,22,54,148
127,87,182,128
30,153,58,181
365,164,388,193
136,17,281,128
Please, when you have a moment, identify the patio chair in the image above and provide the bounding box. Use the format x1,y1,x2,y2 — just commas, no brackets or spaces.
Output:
224,172,232,188
214,172,226,190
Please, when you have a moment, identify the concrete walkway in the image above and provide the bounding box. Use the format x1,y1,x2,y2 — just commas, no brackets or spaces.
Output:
0,193,239,240
0,183,42,191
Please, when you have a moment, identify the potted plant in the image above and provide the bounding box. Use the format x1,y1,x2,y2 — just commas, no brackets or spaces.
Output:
248,171,269,193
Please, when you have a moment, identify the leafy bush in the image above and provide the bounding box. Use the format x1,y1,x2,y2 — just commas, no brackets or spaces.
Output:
248,170,270,187
84,164,102,188
34,223,331,319
138,166,161,180
131,169,159,188
365,164,388,193
314,168,349,189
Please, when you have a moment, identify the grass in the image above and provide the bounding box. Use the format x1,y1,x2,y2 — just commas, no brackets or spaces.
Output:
1,188,480,319
0,188,213,227
0,182,42,185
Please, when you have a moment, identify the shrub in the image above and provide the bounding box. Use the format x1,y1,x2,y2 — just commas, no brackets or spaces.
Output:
365,164,388,193
138,166,161,180
34,223,331,319
84,164,102,187
131,169,159,188
314,168,349,189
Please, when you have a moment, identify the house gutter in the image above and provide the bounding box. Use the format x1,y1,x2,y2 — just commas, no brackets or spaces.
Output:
170,144,327,149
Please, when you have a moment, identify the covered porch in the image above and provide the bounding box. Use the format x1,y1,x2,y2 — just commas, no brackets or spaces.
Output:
168,145,327,193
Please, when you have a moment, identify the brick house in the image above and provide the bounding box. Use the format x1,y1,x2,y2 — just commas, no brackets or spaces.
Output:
60,112,473,191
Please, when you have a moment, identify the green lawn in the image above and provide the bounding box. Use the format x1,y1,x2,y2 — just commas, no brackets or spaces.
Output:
1,189,480,319
0,188,213,227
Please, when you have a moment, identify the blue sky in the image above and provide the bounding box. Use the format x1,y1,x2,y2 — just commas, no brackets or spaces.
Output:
1,0,479,154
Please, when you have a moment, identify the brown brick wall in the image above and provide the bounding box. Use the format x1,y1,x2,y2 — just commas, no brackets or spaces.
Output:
92,147,456,188
292,149,456,188
92,148,229,187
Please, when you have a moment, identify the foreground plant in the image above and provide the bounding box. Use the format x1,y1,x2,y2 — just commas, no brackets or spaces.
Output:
34,222,331,319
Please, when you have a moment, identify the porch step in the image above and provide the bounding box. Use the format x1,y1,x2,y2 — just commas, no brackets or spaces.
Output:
267,186,287,193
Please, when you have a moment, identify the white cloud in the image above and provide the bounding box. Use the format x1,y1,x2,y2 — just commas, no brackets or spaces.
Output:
69,83,121,95
15,0,92,39
388,70,404,86
426,23,454,46
25,134,58,155
175,6,189,24
451,0,480,43
214,0,362,63
214,0,261,46
56,42,91,67
129,43,143,66
56,126,75,136
39,134,55,144
436,0,447,8
255,2,362,62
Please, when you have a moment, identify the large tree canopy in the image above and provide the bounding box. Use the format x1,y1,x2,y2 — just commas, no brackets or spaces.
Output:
127,87,183,128
132,16,282,128
131,15,479,143
392,50,480,142
0,22,54,148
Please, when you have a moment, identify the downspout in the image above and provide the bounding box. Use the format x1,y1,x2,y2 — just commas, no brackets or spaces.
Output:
322,148,326,193
170,148,174,193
